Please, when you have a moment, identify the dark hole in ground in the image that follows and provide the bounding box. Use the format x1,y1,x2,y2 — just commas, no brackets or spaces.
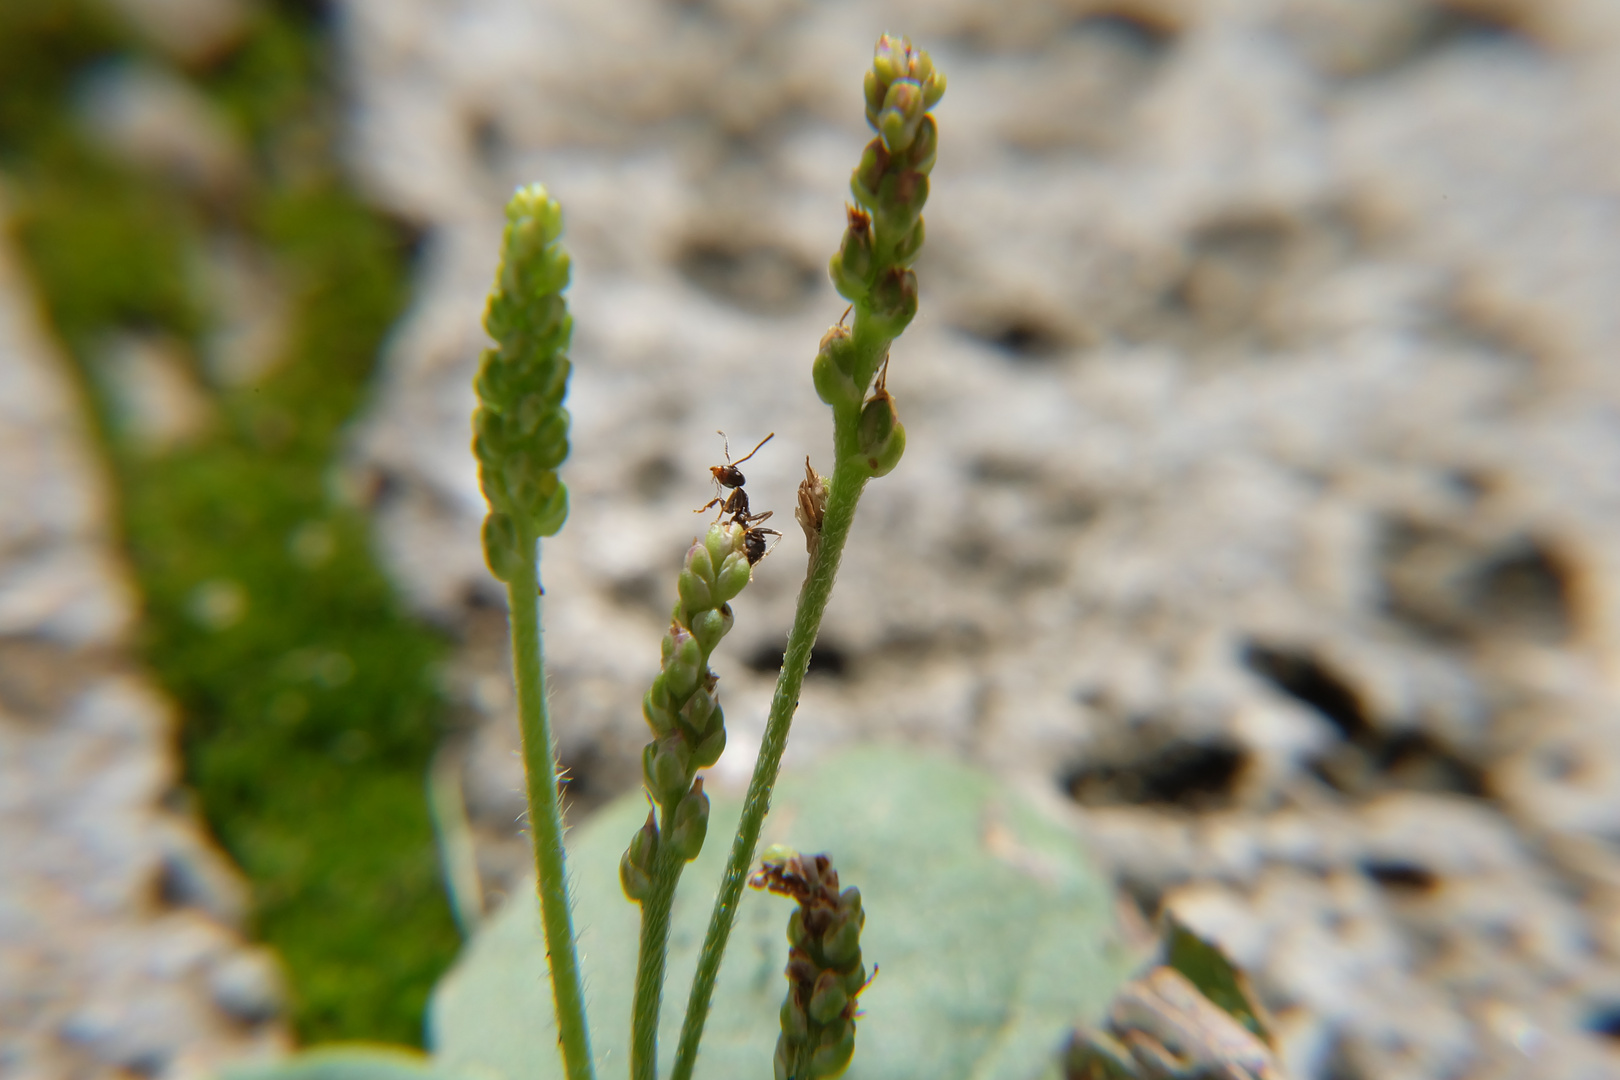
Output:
1190,214,1295,268
744,639,849,679
630,453,680,501
968,452,1038,486
1412,4,1528,56
606,572,661,613
1309,729,1486,798
1587,1004,1620,1042
1064,739,1247,810
975,315,1070,361
1072,11,1179,57
1444,468,1490,502
1245,641,1487,796
1243,642,1370,741
946,530,996,571
469,113,506,172
1380,520,1574,643
1343,2,1533,80
1362,859,1440,894
676,238,819,315
1472,541,1572,644
1378,731,1486,796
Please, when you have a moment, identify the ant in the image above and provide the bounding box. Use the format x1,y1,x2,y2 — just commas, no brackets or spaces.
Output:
698,431,773,522
697,431,781,565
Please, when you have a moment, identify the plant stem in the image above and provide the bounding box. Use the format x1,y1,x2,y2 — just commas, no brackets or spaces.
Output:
668,424,871,1080
630,809,685,1080
507,542,595,1080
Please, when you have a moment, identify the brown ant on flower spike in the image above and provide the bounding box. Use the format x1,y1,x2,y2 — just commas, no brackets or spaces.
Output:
741,521,781,566
697,431,774,524
694,431,783,565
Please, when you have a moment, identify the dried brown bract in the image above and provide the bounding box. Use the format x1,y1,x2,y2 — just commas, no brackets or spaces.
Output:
796,457,827,558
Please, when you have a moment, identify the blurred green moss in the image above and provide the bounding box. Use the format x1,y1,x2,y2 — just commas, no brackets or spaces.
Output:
1,0,459,1045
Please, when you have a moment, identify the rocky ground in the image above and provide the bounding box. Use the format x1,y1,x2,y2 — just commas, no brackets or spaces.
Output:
338,0,1620,1078
8,0,1620,1078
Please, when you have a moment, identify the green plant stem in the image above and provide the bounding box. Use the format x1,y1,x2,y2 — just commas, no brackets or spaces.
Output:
630,811,685,1080
668,398,876,1080
506,543,595,1080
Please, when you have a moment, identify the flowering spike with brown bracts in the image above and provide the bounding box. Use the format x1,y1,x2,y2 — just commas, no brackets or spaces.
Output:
751,847,869,1080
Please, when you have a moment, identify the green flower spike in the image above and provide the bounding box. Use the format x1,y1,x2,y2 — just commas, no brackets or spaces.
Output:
626,521,757,1080
751,847,870,1080
822,34,943,485
666,40,942,1080
474,185,573,576
472,184,594,1080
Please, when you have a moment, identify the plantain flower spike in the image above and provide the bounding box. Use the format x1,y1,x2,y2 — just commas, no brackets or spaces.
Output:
751,848,870,1080
817,35,943,485
473,185,574,579
832,35,944,314
621,522,756,899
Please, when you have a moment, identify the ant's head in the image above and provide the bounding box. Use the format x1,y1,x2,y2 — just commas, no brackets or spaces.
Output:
712,463,746,490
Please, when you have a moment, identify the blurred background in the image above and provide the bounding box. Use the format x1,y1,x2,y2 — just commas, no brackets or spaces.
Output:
3,0,1620,1078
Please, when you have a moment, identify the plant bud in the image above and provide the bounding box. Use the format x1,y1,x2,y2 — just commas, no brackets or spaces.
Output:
677,566,714,616
472,358,512,410
813,327,864,409
690,723,726,769
865,267,918,341
620,849,653,901
620,810,659,901
533,411,570,469
906,115,938,175
502,448,542,507
872,34,907,86
644,740,690,806
787,908,807,949
643,688,677,737
679,688,716,734
665,632,704,701
808,971,850,1026
629,809,659,866
849,140,888,210
862,69,885,126
689,605,731,654
821,912,863,968
875,170,927,236
481,511,523,582
669,781,710,860
781,998,809,1040
685,538,716,584
857,392,906,478
890,218,925,268
808,1025,856,1080
713,551,753,603
704,523,737,568
529,483,568,539
830,208,875,302
877,79,924,153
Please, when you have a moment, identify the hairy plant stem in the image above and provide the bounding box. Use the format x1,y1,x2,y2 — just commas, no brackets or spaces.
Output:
668,312,887,1080
630,808,685,1080
507,542,595,1080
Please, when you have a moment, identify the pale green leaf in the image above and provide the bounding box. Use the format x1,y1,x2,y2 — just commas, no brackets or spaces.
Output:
431,748,1131,1080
